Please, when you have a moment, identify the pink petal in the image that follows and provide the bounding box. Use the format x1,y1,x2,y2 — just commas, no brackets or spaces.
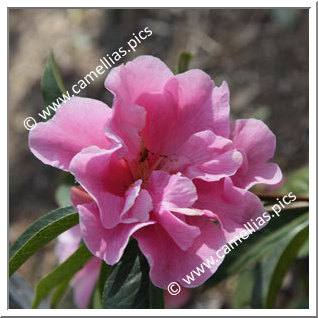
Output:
134,216,227,289
147,171,198,212
194,178,267,240
78,201,154,265
120,180,153,224
69,145,133,229
165,288,191,308
145,171,200,251
104,56,174,160
29,97,112,171
138,71,231,158
157,210,200,251
230,119,282,189
211,81,230,138
106,102,147,161
171,130,242,181
162,70,215,153
105,55,173,104
71,257,101,308
55,225,81,263
131,69,216,157
139,92,178,155
249,162,283,187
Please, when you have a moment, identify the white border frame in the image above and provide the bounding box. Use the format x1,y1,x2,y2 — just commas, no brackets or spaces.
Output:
3,1,316,316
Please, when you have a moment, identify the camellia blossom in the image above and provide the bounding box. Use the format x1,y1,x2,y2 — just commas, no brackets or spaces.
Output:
29,55,282,295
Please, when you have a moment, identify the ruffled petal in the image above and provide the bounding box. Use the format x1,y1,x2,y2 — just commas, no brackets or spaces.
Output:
29,97,112,171
78,201,154,265
138,92,178,155
106,102,147,162
104,56,174,161
120,180,153,224
230,119,282,189
145,171,200,251
69,145,133,229
162,69,215,152
157,210,200,251
170,130,242,181
105,55,173,104
134,215,227,289
211,81,230,138
194,178,267,241
147,171,198,212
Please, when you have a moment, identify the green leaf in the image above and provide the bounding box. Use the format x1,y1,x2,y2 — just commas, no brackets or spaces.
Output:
204,211,309,289
265,224,309,308
91,261,110,309
234,269,255,308
297,237,309,259
176,51,194,74
50,278,71,308
246,218,309,309
251,262,263,308
276,165,309,195
91,286,102,309
103,239,164,309
149,282,165,309
41,51,66,117
32,243,92,308
9,206,78,277
232,213,307,275
59,171,77,186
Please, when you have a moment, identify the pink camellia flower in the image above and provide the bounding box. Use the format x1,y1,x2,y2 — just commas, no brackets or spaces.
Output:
29,55,282,292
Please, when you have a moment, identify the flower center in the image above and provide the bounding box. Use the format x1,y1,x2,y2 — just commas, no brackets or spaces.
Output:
136,144,162,184
134,138,179,185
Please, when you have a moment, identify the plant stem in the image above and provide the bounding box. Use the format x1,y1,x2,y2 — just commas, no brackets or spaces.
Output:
254,193,309,202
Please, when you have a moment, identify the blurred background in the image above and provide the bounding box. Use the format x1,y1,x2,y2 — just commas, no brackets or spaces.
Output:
9,8,309,309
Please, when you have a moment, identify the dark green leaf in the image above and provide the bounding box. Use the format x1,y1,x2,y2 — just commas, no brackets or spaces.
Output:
149,282,165,309
251,262,263,308
41,52,69,120
176,51,194,74
103,239,164,309
204,211,309,289
265,224,309,308
91,261,110,309
248,218,309,309
41,51,66,119
9,206,78,277
32,243,92,308
59,171,77,186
